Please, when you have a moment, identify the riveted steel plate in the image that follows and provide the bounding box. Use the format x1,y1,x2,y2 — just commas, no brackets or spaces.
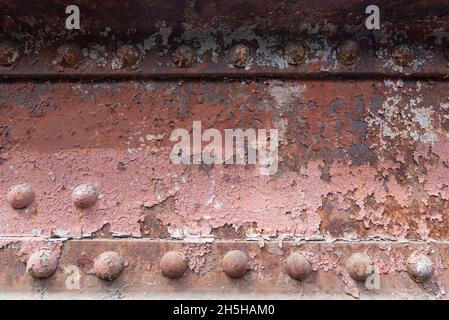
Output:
1,0,449,300
1,79,449,241
1,0,449,78
0,239,447,299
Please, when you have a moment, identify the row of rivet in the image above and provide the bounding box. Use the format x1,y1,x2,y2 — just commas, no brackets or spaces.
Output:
7,183,98,209
0,39,438,69
25,249,434,284
8,184,434,283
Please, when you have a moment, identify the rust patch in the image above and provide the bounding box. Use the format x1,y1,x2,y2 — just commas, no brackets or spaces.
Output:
0,80,448,241
139,198,172,238
0,239,447,299
91,224,113,239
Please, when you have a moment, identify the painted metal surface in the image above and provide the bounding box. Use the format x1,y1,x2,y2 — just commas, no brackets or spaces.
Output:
0,78,448,298
1,0,449,78
1,0,449,299
1,79,449,240
0,239,447,299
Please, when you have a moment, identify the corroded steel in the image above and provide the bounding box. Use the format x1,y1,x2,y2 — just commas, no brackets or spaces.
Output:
1,80,449,241
1,0,449,300
0,239,447,299
0,0,449,78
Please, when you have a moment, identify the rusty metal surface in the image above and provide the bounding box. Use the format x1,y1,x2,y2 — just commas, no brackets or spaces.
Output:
1,0,449,78
3,0,449,31
0,239,447,299
2,40,449,79
1,0,449,300
1,79,449,241
1,78,449,299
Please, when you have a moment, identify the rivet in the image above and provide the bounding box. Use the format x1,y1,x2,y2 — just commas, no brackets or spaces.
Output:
346,252,373,281
72,183,98,208
336,40,359,65
26,249,59,279
0,39,20,66
160,251,187,279
172,45,196,68
229,44,251,68
56,44,82,67
407,252,433,283
392,44,414,67
284,42,305,65
115,45,140,68
7,183,35,209
94,251,124,281
285,252,312,281
222,250,248,279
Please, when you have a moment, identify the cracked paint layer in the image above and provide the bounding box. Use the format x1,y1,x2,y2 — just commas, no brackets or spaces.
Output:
0,79,448,242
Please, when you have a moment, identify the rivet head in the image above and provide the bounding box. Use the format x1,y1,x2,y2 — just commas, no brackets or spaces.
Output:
336,40,359,65
346,252,373,281
72,183,98,208
392,44,414,66
284,42,305,65
407,252,433,283
160,251,187,279
26,249,59,279
229,44,251,68
56,44,82,67
285,252,312,281
172,45,196,68
94,251,124,281
7,183,35,209
0,40,20,66
222,250,248,279
116,45,140,68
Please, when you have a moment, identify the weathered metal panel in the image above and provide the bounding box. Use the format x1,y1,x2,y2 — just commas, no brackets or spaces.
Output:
1,80,448,240
0,239,447,299
1,0,449,78
1,0,449,300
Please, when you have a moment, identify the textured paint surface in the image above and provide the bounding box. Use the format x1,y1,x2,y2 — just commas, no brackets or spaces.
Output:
0,240,448,299
1,0,449,78
1,0,449,299
1,80,448,242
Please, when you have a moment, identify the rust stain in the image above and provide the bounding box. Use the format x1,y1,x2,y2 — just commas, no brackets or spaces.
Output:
0,240,446,299
0,80,447,242
0,0,449,300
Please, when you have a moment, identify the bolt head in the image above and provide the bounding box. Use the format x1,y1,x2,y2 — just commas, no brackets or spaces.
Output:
56,44,82,67
284,42,305,65
222,250,248,279
7,183,35,209
229,44,251,68
285,252,312,281
407,252,433,283
172,45,196,68
27,249,59,279
392,44,414,67
346,252,373,281
336,40,359,65
0,40,20,66
94,251,124,281
160,251,187,279
116,45,140,68
72,183,98,208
